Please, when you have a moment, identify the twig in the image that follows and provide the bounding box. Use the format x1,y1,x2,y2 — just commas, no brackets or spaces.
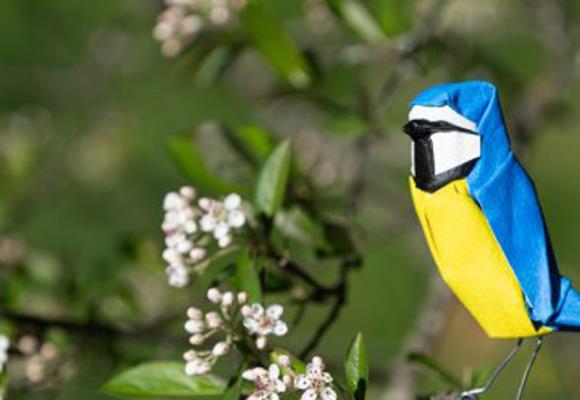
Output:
0,309,181,340
299,263,348,359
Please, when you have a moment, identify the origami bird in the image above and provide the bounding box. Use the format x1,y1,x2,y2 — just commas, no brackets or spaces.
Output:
403,81,580,399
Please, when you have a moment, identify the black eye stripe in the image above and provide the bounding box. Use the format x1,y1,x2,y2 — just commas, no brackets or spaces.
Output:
403,119,478,139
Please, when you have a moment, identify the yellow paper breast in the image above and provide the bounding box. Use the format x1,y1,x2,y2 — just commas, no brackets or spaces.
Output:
410,178,550,338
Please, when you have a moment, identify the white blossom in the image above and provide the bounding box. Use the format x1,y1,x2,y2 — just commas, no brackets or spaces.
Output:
0,335,8,374
243,364,287,400
243,304,288,337
161,188,247,288
199,193,246,247
294,357,336,400
153,0,249,58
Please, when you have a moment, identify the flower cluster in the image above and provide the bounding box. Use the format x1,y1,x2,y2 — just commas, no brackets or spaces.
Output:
0,335,8,374
153,0,248,58
162,187,246,288
242,303,288,350
182,287,290,376
183,288,247,375
243,355,337,400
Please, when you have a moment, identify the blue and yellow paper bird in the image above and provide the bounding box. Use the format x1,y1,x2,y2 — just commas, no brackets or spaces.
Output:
403,81,580,398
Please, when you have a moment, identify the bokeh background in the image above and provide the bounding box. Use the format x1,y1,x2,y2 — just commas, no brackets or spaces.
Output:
2,0,580,398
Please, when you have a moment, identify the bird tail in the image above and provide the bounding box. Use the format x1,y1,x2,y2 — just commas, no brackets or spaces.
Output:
551,277,580,331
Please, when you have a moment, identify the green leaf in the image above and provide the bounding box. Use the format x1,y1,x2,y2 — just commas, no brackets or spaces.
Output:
345,332,369,400
197,246,244,288
274,207,329,249
167,133,247,196
324,0,385,43
373,0,414,37
240,0,312,88
195,45,243,86
223,374,243,400
102,362,225,397
254,140,291,217
235,248,262,303
221,124,276,168
408,352,462,389
0,369,7,400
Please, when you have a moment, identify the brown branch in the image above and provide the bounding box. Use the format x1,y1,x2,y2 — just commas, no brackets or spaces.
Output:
0,309,181,341
299,263,348,359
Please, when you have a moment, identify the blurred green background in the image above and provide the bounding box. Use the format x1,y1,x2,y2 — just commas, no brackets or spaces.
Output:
2,0,580,399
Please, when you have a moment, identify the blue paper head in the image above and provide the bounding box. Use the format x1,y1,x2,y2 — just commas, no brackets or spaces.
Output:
410,81,513,189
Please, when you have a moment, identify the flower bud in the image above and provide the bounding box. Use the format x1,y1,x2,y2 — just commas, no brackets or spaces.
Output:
163,192,184,210
221,291,234,307
195,362,212,375
311,356,323,368
242,368,258,381
283,374,293,386
256,336,267,350
237,291,248,304
163,248,180,263
207,288,222,303
187,307,202,320
185,319,204,334
185,359,201,376
179,186,196,200
212,341,230,356
241,305,252,317
198,198,213,211
184,220,198,234
205,312,222,329
176,239,193,254
183,350,197,361
189,334,204,346
218,235,232,248
277,354,291,367
189,247,206,262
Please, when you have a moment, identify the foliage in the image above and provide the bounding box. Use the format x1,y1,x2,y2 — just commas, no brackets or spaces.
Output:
2,0,580,399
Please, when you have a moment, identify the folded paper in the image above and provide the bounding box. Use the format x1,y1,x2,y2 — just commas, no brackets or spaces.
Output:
405,81,580,338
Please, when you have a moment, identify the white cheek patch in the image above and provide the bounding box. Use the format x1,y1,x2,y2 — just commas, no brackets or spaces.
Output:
431,131,481,175
409,105,476,132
